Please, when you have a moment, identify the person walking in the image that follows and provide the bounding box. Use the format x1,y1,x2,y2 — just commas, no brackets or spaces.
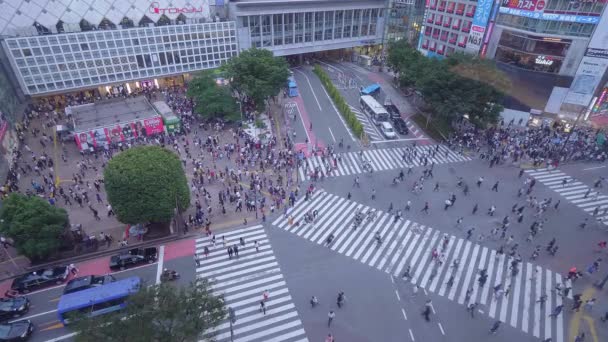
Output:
489,320,501,334
549,304,564,318
421,202,429,214
233,245,239,258
254,240,260,252
491,181,499,192
259,300,266,315
194,253,201,267
310,296,319,308
327,310,335,327
203,246,210,258
227,246,233,259
467,302,478,318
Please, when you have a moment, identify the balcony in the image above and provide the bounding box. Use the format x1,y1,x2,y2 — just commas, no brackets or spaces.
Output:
443,21,451,27
425,30,432,36
446,4,455,13
452,24,460,30
422,42,429,49
435,19,442,25
427,16,434,23
457,42,466,47
438,6,445,11
432,34,439,39
438,49,445,55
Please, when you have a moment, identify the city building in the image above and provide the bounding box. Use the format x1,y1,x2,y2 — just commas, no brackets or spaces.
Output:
228,0,387,57
417,0,497,58
0,0,387,101
385,0,425,44
484,0,605,77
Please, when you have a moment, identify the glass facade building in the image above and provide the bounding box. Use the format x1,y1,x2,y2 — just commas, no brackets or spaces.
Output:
385,0,426,44
2,22,237,96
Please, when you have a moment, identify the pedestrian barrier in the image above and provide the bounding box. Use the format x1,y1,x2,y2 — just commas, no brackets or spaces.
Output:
274,191,568,342
195,225,309,342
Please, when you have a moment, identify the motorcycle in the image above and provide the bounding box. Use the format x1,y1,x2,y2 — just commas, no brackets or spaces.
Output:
160,269,181,282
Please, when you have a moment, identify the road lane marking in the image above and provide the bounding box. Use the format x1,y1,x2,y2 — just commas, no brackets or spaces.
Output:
371,137,430,143
395,290,401,301
40,321,63,331
438,322,445,335
10,309,58,323
402,308,407,320
328,127,336,142
293,69,321,111
583,166,606,171
43,332,78,341
409,328,415,341
156,245,165,285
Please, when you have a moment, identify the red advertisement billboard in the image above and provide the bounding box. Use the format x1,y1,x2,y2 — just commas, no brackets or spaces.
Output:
144,116,165,135
501,0,546,12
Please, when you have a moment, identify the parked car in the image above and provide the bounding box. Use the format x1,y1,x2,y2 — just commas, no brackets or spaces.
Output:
109,247,158,270
393,118,409,135
0,298,30,322
63,275,116,295
0,320,34,341
10,267,69,294
385,104,401,122
380,122,397,140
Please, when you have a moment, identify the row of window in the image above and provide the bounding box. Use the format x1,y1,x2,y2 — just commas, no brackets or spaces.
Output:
24,59,230,95
423,28,468,47
496,14,596,37
5,23,235,49
428,0,477,16
241,9,382,47
498,30,571,57
542,0,605,14
421,39,458,56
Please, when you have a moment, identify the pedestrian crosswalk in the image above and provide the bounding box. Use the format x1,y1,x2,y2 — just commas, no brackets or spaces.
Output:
525,168,608,226
272,191,568,342
195,225,308,342
349,105,382,140
298,145,472,180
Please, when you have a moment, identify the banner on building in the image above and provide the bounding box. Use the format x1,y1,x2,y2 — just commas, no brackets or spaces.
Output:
501,0,546,12
563,57,608,106
144,116,165,135
466,0,495,54
498,7,600,23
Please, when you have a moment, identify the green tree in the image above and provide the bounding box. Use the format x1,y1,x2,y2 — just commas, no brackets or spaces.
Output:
104,146,190,224
74,279,226,342
0,193,68,260
187,71,240,122
224,48,290,111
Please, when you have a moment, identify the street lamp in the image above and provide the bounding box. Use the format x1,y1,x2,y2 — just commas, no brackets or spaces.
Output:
228,306,236,341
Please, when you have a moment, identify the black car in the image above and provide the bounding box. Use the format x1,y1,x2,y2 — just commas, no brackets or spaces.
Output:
11,267,69,294
109,247,158,270
63,275,116,295
385,104,401,122
0,298,30,322
393,118,409,135
0,320,34,341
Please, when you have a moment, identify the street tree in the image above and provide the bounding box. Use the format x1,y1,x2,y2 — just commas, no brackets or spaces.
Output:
224,48,290,111
73,279,226,342
187,71,240,122
0,193,68,261
104,146,190,224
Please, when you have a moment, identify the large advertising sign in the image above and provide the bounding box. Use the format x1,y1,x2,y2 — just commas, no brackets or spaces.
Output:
564,9,608,107
563,57,608,106
466,0,496,54
501,0,546,12
498,7,600,23
144,117,165,136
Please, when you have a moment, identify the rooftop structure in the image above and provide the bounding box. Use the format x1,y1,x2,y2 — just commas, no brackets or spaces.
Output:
67,96,156,132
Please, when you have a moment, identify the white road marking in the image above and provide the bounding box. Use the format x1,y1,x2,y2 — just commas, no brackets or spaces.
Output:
583,165,606,171
371,137,430,143
328,127,336,142
409,328,415,341
293,69,321,111
395,290,401,301
156,245,165,285
438,322,445,335
402,308,408,320
10,309,58,322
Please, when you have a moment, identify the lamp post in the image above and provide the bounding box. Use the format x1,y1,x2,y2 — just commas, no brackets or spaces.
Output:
228,306,236,342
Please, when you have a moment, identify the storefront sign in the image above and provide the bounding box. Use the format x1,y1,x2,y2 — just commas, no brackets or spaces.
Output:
466,26,486,53
501,0,545,12
586,48,608,59
144,117,165,136
535,55,554,66
149,2,205,15
564,57,608,106
498,7,600,23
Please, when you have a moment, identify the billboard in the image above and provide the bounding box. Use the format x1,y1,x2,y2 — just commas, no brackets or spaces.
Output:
466,0,496,54
563,9,608,107
563,57,608,106
498,7,600,23
501,0,546,12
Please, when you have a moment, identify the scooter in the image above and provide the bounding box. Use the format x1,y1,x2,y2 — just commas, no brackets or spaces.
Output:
160,270,181,282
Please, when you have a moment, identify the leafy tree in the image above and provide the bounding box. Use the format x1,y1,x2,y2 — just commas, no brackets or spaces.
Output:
0,193,68,260
224,48,290,111
187,71,240,122
74,279,226,342
104,146,190,224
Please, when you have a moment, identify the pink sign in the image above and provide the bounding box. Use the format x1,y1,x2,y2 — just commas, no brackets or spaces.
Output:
144,116,165,136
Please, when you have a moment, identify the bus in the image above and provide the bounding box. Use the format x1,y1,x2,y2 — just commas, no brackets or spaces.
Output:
57,276,141,325
360,95,389,126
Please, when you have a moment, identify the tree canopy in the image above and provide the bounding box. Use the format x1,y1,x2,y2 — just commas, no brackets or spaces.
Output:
104,146,190,224
74,279,226,342
0,193,68,260
387,40,509,127
224,48,290,111
187,71,240,122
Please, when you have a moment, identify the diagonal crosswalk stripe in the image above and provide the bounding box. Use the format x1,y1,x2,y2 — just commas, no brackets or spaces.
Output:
195,225,308,342
277,191,569,342
299,145,472,180
525,169,608,225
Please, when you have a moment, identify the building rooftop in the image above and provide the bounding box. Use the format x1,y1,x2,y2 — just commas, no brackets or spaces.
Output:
68,96,156,132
